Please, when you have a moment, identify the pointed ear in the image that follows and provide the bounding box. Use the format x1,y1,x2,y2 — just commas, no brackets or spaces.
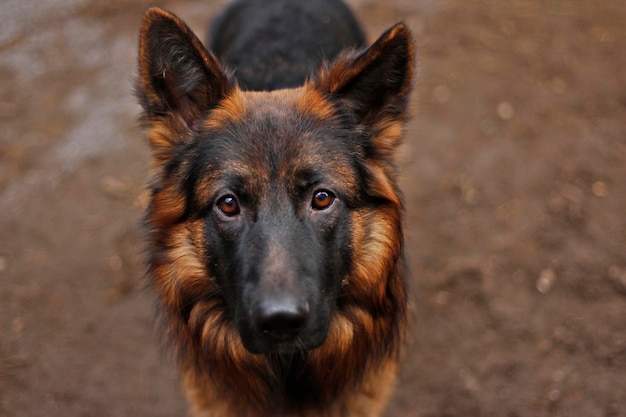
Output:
315,23,415,131
136,8,233,133
314,24,414,205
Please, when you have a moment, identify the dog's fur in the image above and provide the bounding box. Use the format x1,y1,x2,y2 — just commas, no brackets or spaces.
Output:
136,1,414,416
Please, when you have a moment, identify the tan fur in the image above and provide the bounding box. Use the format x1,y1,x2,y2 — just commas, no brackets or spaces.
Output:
137,6,414,417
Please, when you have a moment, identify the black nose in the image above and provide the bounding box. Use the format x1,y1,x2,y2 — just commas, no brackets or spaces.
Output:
251,296,310,340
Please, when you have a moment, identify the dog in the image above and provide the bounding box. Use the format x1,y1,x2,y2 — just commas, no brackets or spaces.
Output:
136,1,414,415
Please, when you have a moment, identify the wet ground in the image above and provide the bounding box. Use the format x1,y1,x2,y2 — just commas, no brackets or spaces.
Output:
1,0,625,416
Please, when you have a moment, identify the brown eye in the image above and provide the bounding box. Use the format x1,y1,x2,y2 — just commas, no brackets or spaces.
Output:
217,195,240,216
312,190,335,210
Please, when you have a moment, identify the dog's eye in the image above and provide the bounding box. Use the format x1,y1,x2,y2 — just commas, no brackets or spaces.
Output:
311,190,335,211
217,195,240,216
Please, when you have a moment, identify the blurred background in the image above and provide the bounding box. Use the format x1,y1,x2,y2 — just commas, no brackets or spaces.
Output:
1,0,624,416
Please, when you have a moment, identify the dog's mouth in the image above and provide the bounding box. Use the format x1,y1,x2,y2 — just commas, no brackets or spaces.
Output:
237,312,330,355
265,338,308,355
240,329,328,355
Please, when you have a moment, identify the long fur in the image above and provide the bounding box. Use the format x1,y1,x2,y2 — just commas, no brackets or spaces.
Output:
136,3,414,416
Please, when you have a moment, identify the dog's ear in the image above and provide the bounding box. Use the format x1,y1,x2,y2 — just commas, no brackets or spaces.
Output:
137,8,233,136
315,23,414,148
314,24,414,205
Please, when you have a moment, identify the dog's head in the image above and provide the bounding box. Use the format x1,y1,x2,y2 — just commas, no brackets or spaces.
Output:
137,8,413,355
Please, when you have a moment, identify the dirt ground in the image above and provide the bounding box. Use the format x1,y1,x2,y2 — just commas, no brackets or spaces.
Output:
1,0,625,416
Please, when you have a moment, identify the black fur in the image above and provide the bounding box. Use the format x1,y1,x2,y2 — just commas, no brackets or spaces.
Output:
209,0,366,90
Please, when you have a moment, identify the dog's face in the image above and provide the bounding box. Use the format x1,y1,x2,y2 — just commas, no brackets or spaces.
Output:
187,90,361,353
137,8,413,355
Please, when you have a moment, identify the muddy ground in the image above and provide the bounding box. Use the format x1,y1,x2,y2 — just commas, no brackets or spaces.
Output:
1,0,625,416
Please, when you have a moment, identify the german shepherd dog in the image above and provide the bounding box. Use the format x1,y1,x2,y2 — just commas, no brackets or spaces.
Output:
136,0,414,415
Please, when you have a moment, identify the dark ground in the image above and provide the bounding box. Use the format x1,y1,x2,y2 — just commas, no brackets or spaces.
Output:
1,0,625,416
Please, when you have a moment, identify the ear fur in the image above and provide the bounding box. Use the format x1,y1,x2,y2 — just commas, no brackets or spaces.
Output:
137,8,233,136
315,23,415,204
315,23,415,135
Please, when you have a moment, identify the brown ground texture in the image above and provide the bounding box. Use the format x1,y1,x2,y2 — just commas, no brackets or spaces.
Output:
1,0,625,416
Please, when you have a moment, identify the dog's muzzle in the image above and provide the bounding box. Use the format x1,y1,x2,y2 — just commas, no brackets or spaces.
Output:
251,294,310,341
